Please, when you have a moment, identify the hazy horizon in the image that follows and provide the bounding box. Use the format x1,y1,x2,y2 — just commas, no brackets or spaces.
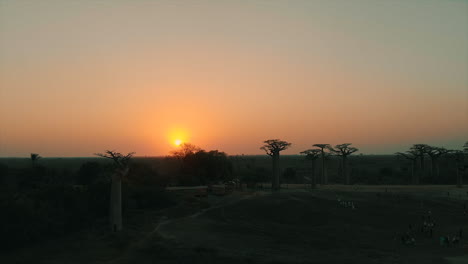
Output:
1,0,467,157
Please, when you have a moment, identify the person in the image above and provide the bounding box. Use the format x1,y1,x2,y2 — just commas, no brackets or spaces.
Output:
422,219,427,233
440,236,445,246
427,222,434,238
459,228,463,239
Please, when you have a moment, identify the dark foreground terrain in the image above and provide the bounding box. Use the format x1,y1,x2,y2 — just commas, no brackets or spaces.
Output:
2,186,468,264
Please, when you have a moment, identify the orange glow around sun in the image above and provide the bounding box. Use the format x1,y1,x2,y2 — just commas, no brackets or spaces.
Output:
168,128,188,148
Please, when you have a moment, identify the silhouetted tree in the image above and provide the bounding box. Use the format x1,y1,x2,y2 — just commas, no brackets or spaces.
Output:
396,150,419,184
313,144,330,184
184,150,233,185
328,143,358,185
425,146,450,182
30,153,41,167
261,139,292,191
300,149,321,188
170,143,201,160
451,150,465,188
95,150,135,232
170,143,232,185
410,144,429,178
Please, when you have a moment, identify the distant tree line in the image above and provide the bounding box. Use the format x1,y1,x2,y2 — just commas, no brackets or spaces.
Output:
257,140,468,190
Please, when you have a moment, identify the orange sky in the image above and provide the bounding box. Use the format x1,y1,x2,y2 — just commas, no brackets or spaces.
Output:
0,0,467,157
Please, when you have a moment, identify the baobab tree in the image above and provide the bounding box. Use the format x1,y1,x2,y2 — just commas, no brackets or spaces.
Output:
95,150,135,232
451,150,465,188
410,144,429,178
396,150,420,185
425,146,450,182
260,139,292,191
328,143,358,185
300,149,321,188
30,153,41,167
313,144,330,184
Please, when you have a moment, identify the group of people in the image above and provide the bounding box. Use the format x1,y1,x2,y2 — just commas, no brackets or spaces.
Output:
439,234,461,246
421,213,435,238
399,210,464,247
400,229,416,245
337,198,355,209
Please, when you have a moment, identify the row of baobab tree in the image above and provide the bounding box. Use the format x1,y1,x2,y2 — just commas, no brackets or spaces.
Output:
261,139,468,190
396,143,468,186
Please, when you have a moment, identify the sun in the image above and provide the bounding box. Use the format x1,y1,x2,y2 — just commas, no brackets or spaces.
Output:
174,139,183,146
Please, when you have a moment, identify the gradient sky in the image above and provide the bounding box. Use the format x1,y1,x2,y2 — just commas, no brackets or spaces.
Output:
1,0,467,157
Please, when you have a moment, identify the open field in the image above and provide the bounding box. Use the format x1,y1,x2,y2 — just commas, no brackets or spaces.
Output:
2,185,468,264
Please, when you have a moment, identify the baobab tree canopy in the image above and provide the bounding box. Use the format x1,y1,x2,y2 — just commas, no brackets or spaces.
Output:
313,144,330,150
260,139,292,156
328,143,358,156
396,150,419,161
30,153,41,162
425,146,450,157
300,149,321,159
95,151,135,170
410,144,429,155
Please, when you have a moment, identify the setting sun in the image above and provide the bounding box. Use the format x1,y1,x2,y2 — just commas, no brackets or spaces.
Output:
174,139,183,146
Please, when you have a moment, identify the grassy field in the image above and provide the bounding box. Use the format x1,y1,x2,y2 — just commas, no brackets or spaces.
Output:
2,185,468,264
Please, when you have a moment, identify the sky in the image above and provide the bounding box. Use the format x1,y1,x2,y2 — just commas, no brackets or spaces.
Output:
0,0,467,157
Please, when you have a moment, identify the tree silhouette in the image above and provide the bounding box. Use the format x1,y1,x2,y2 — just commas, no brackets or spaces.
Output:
300,149,321,188
313,144,330,184
328,143,358,185
451,150,465,188
30,153,41,167
396,150,419,184
95,150,135,232
260,139,291,191
170,143,201,160
410,144,429,179
425,146,450,182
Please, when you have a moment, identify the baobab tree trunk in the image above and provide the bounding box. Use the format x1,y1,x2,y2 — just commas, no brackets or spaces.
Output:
456,161,463,188
412,161,419,185
321,153,328,185
109,173,123,232
343,156,350,185
272,152,280,191
430,158,440,183
420,156,425,179
311,160,316,188
430,158,435,182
